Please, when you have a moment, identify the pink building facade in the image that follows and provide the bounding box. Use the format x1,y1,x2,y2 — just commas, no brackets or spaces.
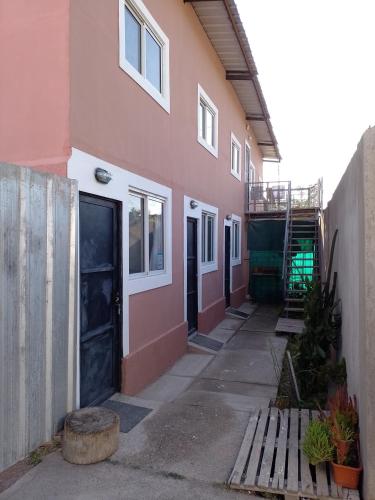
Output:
0,0,279,405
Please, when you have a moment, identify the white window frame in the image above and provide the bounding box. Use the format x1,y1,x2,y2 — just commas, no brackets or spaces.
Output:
245,141,255,184
119,0,170,113
197,84,219,158
201,211,216,265
231,214,242,266
127,182,171,294
231,132,241,181
128,190,166,279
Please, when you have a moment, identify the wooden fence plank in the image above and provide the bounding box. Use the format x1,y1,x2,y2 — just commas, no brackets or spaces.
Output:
258,407,279,488
228,409,260,486
299,409,314,495
271,408,289,491
330,472,341,498
286,408,299,492
345,488,361,499
244,408,269,487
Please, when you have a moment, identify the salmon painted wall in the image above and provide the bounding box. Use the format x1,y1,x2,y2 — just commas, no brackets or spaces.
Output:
69,0,263,355
0,0,70,175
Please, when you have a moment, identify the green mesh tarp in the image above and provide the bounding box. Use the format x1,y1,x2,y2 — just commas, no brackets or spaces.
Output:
248,220,285,251
288,240,314,289
248,220,286,303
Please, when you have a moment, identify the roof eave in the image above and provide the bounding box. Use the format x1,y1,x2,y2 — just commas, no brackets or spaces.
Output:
185,0,281,162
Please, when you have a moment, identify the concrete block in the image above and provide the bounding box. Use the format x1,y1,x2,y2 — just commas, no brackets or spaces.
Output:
111,402,251,484
0,451,259,500
189,378,278,400
240,314,278,333
137,374,194,403
200,350,279,386
207,327,236,344
237,303,258,315
253,304,281,318
168,354,214,378
176,389,270,412
217,318,243,331
187,342,218,355
224,332,287,352
110,393,162,411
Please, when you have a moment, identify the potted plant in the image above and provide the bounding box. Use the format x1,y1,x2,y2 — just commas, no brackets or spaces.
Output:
303,419,334,466
327,386,362,489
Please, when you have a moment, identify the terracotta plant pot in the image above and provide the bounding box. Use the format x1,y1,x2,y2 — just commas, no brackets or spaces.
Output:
331,462,362,489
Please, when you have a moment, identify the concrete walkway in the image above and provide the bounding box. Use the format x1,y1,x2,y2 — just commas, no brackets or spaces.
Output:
1,303,286,500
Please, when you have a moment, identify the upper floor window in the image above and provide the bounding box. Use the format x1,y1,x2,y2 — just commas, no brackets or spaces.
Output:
119,0,170,112
129,191,165,276
231,133,241,181
202,212,215,264
197,85,219,158
245,142,255,184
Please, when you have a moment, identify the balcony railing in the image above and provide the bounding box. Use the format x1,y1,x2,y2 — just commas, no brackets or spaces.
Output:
246,179,322,214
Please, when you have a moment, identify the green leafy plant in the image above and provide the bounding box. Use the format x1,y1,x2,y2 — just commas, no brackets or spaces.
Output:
303,419,334,465
290,231,343,406
290,277,342,405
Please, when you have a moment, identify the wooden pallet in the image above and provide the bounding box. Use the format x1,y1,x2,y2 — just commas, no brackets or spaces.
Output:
228,408,360,500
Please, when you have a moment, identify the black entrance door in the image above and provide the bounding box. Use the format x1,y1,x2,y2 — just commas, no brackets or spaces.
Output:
225,226,231,307
187,218,198,334
79,194,122,407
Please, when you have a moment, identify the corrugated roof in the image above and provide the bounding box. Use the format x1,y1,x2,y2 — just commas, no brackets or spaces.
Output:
186,0,281,161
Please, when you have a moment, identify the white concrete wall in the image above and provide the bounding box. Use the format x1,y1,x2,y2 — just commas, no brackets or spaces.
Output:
324,127,375,499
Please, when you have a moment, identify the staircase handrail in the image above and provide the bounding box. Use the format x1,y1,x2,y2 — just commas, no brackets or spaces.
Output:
282,181,292,298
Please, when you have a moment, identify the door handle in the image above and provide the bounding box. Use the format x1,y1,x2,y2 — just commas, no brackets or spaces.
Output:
113,292,122,316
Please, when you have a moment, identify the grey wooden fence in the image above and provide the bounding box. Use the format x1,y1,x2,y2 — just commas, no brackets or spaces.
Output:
0,164,78,472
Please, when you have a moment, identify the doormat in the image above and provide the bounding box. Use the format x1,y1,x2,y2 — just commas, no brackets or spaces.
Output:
101,400,152,433
189,334,223,351
226,307,250,319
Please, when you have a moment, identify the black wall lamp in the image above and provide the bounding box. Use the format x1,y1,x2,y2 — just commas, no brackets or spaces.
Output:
95,168,112,184
190,200,198,209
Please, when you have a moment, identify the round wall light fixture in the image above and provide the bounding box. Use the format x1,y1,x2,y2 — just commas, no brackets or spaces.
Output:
190,200,198,209
226,214,232,221
95,168,112,184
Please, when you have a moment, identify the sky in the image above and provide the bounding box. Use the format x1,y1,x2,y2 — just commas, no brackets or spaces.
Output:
236,0,375,204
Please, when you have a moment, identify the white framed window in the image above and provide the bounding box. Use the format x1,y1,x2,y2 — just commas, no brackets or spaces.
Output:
119,0,170,113
126,174,172,295
231,133,241,181
245,141,255,184
202,212,215,264
231,215,241,265
197,84,219,158
129,191,166,276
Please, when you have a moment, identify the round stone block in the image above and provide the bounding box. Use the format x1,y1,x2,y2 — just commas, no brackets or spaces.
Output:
63,407,120,465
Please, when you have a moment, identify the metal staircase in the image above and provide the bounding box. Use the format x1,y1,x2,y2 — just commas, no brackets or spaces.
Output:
283,209,321,316
246,178,323,311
